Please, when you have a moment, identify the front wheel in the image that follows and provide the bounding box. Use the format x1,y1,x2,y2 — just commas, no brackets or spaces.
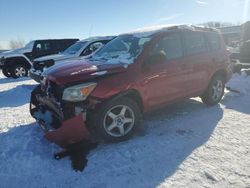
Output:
10,64,28,78
201,75,225,106
90,97,142,142
2,67,12,78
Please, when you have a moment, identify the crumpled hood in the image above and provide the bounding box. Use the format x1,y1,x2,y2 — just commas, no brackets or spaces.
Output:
43,59,128,85
34,53,75,62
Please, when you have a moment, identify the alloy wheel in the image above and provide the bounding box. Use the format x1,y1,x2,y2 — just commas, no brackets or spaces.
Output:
211,80,223,101
14,66,26,77
103,105,135,137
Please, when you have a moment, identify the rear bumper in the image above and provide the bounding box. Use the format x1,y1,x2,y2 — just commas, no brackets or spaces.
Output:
29,69,43,83
231,59,250,71
30,86,90,147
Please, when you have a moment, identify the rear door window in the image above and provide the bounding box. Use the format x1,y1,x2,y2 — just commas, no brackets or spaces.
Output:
184,32,208,55
34,41,52,52
57,40,78,51
206,32,221,51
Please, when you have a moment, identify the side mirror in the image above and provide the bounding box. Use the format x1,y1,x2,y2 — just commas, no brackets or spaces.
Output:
144,50,167,67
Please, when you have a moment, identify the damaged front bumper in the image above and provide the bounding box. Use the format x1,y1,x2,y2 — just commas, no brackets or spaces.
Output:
30,85,91,147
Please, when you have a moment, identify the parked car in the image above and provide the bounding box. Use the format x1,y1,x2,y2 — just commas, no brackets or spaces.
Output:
227,46,240,61
30,25,233,147
0,39,79,78
239,40,250,67
227,41,250,73
29,36,115,82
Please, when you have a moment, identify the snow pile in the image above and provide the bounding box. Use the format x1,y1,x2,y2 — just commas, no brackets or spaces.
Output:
0,72,250,188
126,24,181,37
105,53,134,64
125,24,198,38
33,110,53,126
93,52,134,65
226,71,250,95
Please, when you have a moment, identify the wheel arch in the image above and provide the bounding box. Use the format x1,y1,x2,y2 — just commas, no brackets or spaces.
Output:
211,69,227,83
104,89,144,113
5,56,32,69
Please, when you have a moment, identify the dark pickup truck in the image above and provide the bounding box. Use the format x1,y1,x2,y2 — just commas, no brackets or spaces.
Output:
229,41,250,72
0,39,79,78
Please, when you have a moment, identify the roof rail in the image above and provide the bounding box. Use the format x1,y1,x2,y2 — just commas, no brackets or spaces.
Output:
191,25,219,32
167,24,219,32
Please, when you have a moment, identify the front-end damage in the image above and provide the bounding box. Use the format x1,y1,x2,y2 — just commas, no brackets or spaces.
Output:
30,60,129,147
30,84,94,147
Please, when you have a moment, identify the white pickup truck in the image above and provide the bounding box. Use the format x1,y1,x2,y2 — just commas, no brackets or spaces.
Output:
29,36,115,82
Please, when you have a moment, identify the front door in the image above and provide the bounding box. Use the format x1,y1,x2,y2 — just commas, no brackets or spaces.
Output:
141,32,191,109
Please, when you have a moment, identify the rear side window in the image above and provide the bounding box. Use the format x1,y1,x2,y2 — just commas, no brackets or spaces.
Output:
206,32,221,51
152,33,183,60
34,41,52,52
184,32,208,55
56,40,78,51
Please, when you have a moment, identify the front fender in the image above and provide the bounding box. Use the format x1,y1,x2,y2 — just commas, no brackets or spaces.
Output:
4,54,32,66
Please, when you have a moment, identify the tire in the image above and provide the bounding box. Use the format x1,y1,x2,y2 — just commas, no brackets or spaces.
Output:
10,64,28,79
90,97,142,142
201,75,225,106
2,67,12,78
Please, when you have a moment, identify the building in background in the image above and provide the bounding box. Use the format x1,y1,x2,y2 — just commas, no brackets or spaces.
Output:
219,25,241,46
218,21,250,46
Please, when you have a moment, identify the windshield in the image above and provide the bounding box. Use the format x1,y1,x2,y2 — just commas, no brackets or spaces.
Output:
24,41,35,50
63,41,87,55
92,35,152,64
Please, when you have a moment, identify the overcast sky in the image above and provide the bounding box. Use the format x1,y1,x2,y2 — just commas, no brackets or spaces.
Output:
0,0,249,49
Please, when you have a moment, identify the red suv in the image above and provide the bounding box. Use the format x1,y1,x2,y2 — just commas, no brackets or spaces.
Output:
30,25,232,146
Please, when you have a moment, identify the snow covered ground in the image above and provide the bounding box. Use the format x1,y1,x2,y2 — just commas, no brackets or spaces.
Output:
0,72,249,188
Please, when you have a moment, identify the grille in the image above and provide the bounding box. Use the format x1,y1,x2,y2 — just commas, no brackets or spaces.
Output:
49,81,63,100
41,79,63,101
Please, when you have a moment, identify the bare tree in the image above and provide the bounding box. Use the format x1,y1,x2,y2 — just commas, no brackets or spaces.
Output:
9,39,25,49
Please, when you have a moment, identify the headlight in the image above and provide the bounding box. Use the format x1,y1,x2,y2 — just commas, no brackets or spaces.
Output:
62,82,97,102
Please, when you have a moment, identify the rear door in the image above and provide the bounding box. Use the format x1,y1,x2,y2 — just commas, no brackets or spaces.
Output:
206,32,228,65
182,31,211,95
142,32,190,108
